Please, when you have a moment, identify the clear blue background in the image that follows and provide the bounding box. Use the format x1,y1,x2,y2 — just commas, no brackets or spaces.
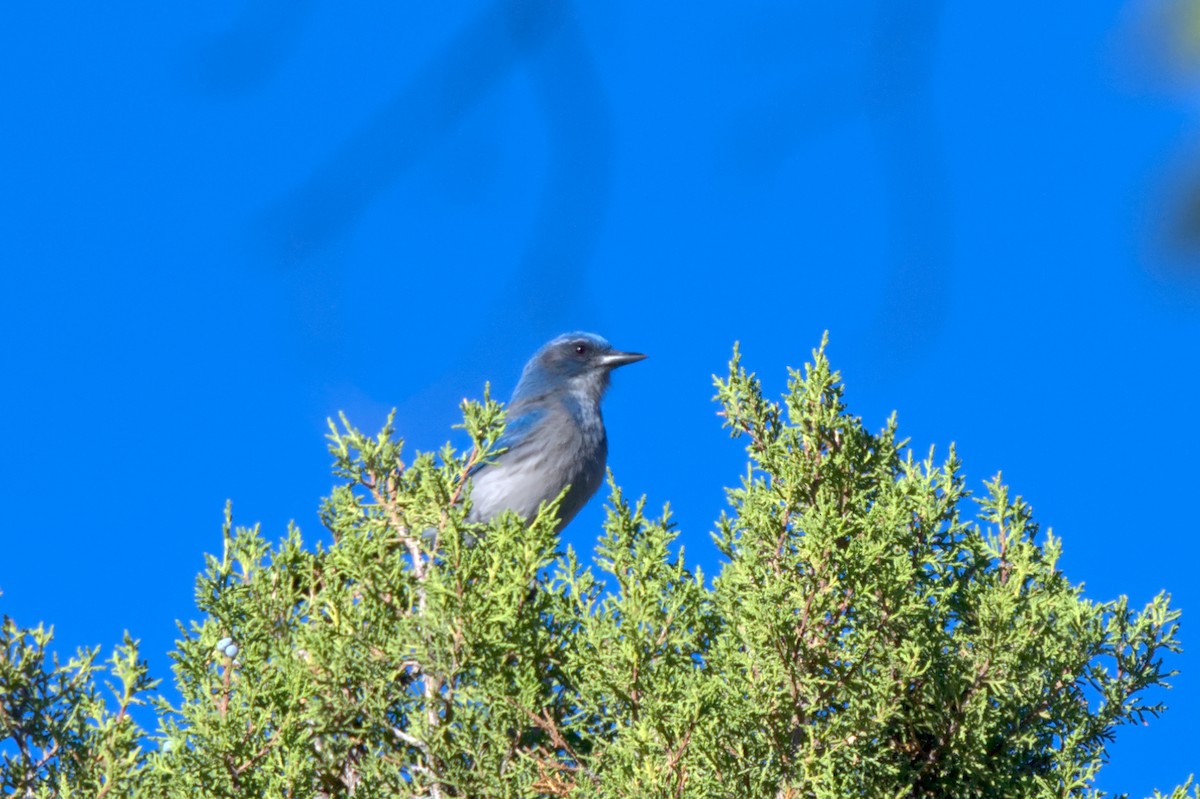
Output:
2,2,1197,793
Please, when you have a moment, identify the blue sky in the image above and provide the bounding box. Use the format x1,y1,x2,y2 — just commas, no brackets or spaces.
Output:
2,2,1198,793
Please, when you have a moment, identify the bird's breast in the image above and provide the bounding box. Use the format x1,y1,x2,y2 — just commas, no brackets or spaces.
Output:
468,399,608,530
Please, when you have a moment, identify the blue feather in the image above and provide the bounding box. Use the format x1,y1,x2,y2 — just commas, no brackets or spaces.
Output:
462,332,645,534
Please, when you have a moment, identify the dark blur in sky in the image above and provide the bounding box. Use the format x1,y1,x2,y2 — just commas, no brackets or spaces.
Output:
2,2,1198,793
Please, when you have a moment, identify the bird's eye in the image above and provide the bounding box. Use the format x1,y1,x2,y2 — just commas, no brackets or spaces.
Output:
574,344,589,356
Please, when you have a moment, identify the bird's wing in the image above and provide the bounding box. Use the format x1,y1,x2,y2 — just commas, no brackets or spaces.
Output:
465,406,547,477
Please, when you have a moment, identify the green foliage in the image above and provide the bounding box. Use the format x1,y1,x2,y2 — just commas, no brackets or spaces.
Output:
1147,777,1200,799
0,340,1190,798
1,616,154,797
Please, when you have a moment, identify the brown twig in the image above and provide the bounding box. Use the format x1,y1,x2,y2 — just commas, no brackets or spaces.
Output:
234,739,277,776
509,703,600,786
215,658,233,720
666,718,699,798
449,447,481,507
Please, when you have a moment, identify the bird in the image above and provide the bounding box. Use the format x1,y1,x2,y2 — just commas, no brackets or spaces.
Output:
465,332,646,534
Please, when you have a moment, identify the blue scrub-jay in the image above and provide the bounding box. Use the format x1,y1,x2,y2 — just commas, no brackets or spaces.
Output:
466,332,645,533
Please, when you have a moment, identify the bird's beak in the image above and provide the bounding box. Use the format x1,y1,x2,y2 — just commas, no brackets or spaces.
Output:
599,350,647,369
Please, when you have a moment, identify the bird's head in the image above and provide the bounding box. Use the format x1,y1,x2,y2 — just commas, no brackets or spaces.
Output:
513,332,646,403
